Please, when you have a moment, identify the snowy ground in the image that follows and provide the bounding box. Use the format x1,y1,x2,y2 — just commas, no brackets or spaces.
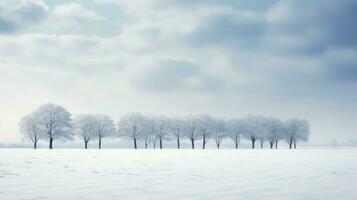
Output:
0,149,356,200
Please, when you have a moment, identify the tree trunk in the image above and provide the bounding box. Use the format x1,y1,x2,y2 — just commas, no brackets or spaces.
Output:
133,137,137,149
251,139,255,149
98,136,102,149
269,141,273,149
34,141,37,149
294,140,297,149
191,139,195,149
289,137,293,149
153,138,156,149
49,137,53,149
217,143,220,149
84,141,88,149
177,137,180,149
202,136,206,149
275,140,278,149
235,140,238,149
260,141,264,149
159,137,163,149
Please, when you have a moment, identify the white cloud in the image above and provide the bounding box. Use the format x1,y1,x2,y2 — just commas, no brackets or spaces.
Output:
36,3,109,35
0,1,110,35
52,3,107,23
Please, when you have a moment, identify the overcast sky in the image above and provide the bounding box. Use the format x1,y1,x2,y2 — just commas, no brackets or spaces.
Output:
0,0,356,144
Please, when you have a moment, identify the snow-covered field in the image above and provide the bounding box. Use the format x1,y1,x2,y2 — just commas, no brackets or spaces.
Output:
0,149,356,200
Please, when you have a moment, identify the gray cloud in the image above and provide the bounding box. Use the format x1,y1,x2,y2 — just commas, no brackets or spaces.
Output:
0,18,15,33
183,0,357,55
258,0,357,98
327,62,357,82
176,0,278,11
133,60,224,92
267,0,357,54
0,1,47,34
187,11,266,48
184,0,357,89
17,3,48,22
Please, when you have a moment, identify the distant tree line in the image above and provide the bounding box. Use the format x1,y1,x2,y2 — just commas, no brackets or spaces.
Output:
19,103,310,149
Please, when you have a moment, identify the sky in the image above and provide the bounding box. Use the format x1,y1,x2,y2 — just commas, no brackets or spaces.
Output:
0,0,356,144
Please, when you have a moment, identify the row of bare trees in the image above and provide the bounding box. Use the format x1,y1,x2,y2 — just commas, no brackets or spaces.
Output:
19,103,310,149
118,113,310,149
19,104,115,149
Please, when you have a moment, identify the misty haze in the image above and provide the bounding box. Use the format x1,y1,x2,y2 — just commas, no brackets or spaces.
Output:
0,0,356,199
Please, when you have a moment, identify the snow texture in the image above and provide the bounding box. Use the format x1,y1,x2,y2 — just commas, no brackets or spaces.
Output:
0,149,356,200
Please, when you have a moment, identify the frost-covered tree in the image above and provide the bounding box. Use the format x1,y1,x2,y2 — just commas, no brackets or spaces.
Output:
93,114,116,149
183,116,200,149
212,119,226,149
257,117,269,149
36,103,73,149
118,113,145,149
244,114,265,149
141,115,156,149
264,117,284,149
74,114,96,149
19,112,41,149
155,116,169,149
168,118,184,149
197,115,214,149
284,118,310,149
226,118,248,149
141,126,154,149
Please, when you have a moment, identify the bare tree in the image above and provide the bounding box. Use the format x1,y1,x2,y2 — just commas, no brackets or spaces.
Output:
258,117,268,149
226,118,247,149
141,115,156,149
94,114,116,149
36,103,73,149
118,113,145,149
212,118,226,149
284,118,310,149
264,117,284,149
19,112,41,149
168,118,184,149
197,115,214,149
154,116,169,149
244,114,265,149
183,116,200,149
142,127,154,149
74,114,96,149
